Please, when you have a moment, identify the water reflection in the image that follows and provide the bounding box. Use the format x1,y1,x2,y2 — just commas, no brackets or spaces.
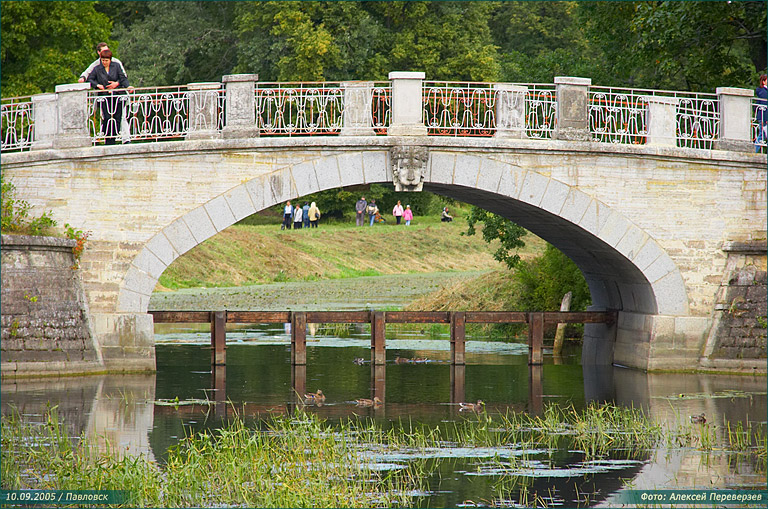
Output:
2,326,765,506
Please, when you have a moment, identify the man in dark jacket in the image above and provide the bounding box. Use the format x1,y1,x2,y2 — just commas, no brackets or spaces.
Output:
355,197,367,227
87,49,129,145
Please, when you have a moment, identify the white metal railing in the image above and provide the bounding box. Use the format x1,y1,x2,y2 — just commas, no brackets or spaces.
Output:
371,84,391,135
2,79,760,153
1,96,35,152
522,84,557,139
256,82,345,136
88,85,225,144
423,81,498,136
589,87,648,145
589,87,720,149
753,98,767,153
422,82,557,138
676,92,719,150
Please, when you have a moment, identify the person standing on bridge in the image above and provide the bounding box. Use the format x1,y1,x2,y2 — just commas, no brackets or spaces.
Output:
755,74,767,153
87,49,129,145
282,201,293,230
355,196,367,227
392,200,404,225
79,42,128,83
293,203,304,229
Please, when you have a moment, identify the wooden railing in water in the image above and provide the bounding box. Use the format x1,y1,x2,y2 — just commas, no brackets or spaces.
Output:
150,310,617,366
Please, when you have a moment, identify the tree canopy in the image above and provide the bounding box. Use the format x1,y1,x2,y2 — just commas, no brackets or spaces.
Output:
2,1,764,96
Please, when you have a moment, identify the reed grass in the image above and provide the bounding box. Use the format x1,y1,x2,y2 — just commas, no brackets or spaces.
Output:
3,402,765,508
1,409,426,507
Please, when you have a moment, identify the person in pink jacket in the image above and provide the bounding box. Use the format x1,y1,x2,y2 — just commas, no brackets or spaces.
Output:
392,200,404,225
403,204,413,226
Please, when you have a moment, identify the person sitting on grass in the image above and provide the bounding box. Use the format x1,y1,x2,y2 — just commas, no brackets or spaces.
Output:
441,207,453,222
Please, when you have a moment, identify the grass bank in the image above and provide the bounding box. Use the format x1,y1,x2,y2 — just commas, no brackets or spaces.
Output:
157,212,545,290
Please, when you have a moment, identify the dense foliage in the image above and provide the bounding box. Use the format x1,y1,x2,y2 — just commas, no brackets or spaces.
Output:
2,1,765,96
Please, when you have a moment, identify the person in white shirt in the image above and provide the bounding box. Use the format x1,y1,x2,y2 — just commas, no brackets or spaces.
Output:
79,42,128,83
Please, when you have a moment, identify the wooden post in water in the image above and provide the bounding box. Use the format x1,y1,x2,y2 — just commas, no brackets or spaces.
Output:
211,311,227,365
528,365,543,416
527,312,544,365
372,364,386,406
450,311,466,365
450,364,466,404
212,364,227,416
552,291,572,359
291,311,307,365
292,364,306,405
371,311,386,365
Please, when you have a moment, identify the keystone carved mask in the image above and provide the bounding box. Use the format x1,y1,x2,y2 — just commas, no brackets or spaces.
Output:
391,146,427,192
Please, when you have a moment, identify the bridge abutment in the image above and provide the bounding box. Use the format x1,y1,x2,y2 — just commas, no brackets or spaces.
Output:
90,312,155,372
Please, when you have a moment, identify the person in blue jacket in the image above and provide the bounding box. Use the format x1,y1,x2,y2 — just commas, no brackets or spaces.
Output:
755,74,767,152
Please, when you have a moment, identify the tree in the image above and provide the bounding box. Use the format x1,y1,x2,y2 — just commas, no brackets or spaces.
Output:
462,206,527,269
514,244,591,312
577,1,766,90
110,1,238,86
233,1,500,82
1,1,113,96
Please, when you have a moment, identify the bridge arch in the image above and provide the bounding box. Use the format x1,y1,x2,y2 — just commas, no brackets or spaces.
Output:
117,149,687,323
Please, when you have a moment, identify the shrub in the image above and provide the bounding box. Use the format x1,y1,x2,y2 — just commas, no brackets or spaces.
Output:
1,175,57,235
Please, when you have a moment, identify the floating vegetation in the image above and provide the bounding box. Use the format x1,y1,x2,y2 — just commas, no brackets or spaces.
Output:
658,389,767,401
154,397,213,407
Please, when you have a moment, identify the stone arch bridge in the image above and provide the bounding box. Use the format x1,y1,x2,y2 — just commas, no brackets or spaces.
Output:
2,73,765,374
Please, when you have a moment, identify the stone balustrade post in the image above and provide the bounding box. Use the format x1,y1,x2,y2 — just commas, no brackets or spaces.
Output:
643,96,678,146
494,84,528,139
387,71,427,136
553,76,591,141
222,74,259,139
715,87,754,152
341,81,375,136
186,82,223,140
53,83,92,149
31,93,57,150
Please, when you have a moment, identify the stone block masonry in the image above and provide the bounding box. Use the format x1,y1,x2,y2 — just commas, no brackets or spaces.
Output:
701,241,767,372
1,234,108,377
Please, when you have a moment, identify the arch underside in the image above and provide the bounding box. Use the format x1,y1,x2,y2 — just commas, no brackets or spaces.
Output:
426,183,657,315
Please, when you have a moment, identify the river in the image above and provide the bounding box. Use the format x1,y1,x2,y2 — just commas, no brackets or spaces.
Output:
2,274,766,507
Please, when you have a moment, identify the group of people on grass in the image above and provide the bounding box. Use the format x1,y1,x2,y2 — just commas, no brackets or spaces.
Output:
281,200,321,230
355,197,413,227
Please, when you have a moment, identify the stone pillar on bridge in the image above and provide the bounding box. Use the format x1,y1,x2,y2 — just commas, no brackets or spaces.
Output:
715,87,754,152
341,81,375,136
553,76,591,141
31,93,57,150
186,82,222,140
387,71,427,136
53,83,92,149
494,84,528,139
222,74,259,139
644,96,678,146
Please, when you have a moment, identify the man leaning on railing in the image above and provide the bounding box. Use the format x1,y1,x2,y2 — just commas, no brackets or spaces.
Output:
86,49,130,145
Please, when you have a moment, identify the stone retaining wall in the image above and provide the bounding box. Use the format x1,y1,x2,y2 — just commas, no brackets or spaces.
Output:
1,234,104,377
701,241,767,372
